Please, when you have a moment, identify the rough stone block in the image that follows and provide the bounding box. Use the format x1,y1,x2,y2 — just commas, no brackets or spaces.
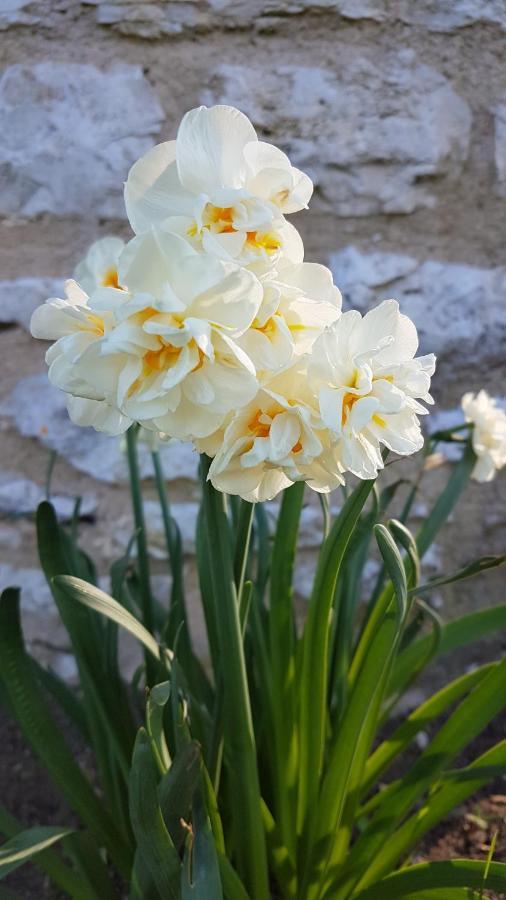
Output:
203,51,471,215
0,63,163,218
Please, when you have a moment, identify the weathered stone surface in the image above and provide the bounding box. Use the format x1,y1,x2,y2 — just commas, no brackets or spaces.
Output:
203,52,471,215
86,0,506,36
330,247,506,385
0,278,63,330
0,470,97,518
398,1,506,32
92,0,206,37
0,0,74,30
0,63,163,218
0,0,38,28
493,104,506,199
2,374,199,483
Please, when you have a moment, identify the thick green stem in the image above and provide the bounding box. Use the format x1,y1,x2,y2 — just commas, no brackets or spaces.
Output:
201,459,269,900
151,449,183,607
126,427,156,684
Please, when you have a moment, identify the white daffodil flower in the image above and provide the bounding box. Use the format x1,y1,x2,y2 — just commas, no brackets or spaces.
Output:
238,259,342,376
199,363,344,502
30,280,129,434
39,229,262,441
74,236,126,294
124,105,310,266
310,299,436,479
461,390,506,482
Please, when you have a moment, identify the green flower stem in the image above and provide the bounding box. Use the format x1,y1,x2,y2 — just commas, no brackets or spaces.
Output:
126,426,156,683
151,449,183,607
234,499,255,599
201,458,269,900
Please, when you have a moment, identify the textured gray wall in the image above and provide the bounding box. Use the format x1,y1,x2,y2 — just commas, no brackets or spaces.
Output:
0,1,505,680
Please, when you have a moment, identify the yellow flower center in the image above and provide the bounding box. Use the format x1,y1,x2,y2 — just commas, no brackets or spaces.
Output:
188,204,281,256
248,409,271,439
247,410,302,454
101,267,120,288
142,343,181,375
341,370,360,425
85,312,105,335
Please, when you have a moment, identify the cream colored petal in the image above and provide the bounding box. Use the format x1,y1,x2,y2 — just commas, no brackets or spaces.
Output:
176,105,257,194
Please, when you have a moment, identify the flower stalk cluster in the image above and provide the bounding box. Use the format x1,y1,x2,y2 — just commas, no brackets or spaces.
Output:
31,104,440,499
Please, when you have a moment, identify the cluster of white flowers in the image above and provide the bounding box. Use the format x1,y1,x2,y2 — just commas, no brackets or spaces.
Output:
31,105,437,501
461,391,506,483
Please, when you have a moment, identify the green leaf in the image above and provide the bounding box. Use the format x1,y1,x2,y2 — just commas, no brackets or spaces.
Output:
129,728,181,900
200,461,268,899
181,789,223,899
218,856,250,900
352,860,506,899
0,806,93,900
415,444,475,557
389,605,506,698
146,681,172,773
159,741,202,851
368,739,506,877
0,588,131,879
54,576,165,664
297,479,374,833
340,658,506,897
302,525,407,895
0,827,71,879
374,525,408,621
37,502,136,836
388,519,420,587
362,663,495,795
268,481,304,855
410,553,506,596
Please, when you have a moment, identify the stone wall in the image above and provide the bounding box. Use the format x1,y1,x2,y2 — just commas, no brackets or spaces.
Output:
1,1,505,681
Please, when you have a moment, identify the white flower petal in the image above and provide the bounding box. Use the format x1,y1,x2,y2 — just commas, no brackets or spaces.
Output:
176,105,257,194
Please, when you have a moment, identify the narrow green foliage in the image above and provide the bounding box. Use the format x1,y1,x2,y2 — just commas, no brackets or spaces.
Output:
129,728,181,900
297,479,374,833
410,553,506,596
181,789,223,899
201,459,269,900
0,827,72,880
352,860,506,899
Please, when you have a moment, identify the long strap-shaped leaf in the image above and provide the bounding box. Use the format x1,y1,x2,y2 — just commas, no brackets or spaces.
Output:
269,481,304,857
351,859,506,899
0,588,131,879
415,444,475,557
366,739,506,880
362,662,496,795
201,462,269,900
54,576,166,664
0,827,72,880
0,806,91,900
339,657,506,897
355,447,475,694
37,502,136,834
129,728,181,900
301,525,407,898
389,604,506,699
181,788,223,899
296,480,374,834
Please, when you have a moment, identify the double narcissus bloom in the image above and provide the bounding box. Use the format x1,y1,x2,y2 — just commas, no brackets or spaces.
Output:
31,104,437,500
461,391,506,483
